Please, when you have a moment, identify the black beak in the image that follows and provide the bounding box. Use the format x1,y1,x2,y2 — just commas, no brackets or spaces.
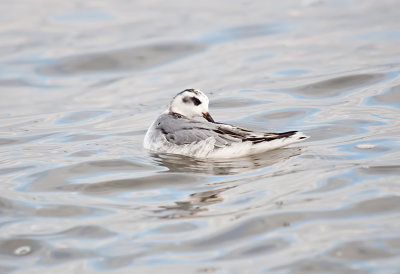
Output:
203,112,215,123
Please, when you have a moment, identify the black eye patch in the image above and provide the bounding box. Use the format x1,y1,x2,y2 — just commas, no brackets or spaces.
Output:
182,96,202,106
191,97,202,106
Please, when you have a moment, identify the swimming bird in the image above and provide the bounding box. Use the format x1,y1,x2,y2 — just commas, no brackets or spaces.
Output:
143,89,308,158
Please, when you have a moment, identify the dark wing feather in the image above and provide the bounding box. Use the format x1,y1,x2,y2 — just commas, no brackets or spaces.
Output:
214,123,298,144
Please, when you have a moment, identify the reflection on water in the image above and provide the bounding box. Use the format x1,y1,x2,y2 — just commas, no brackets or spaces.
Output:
1,0,400,273
154,186,234,219
151,147,302,175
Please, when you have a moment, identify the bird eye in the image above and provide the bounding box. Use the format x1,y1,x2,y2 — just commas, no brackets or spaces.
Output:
191,97,202,106
182,96,202,106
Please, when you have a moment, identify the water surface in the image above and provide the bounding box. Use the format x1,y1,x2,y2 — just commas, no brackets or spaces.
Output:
1,0,400,273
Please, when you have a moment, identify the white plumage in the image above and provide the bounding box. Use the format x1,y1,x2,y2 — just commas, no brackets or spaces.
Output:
144,89,308,158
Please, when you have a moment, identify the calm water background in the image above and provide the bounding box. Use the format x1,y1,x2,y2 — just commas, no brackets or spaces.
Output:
1,0,400,273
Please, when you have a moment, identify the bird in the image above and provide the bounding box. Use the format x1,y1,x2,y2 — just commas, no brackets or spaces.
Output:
143,89,308,158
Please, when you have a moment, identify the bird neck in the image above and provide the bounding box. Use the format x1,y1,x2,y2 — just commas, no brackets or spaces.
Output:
167,106,193,119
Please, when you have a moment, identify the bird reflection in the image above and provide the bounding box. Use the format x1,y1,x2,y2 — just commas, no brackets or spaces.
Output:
150,147,303,175
153,186,235,219
150,147,304,219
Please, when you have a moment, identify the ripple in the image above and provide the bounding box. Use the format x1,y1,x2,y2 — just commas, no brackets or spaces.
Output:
204,23,290,43
289,74,388,98
0,78,54,88
327,240,396,261
59,173,206,196
38,247,96,265
306,173,354,194
0,196,111,218
92,196,400,268
13,246,32,256
23,159,157,192
21,225,117,239
153,222,198,234
209,97,261,109
0,238,41,258
358,165,400,176
370,84,400,107
0,133,56,146
68,150,99,157
0,236,99,270
179,196,400,250
271,258,366,273
62,133,104,142
217,237,290,260
255,108,313,121
56,110,110,124
0,166,35,176
38,42,206,75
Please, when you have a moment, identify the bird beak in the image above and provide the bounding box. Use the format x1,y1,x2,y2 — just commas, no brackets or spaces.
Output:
202,112,215,123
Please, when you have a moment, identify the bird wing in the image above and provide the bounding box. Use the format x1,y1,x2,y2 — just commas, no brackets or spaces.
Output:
157,114,298,147
213,123,299,144
156,114,240,147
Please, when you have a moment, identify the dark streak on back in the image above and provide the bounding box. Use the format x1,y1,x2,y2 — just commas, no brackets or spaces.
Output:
245,131,298,144
214,128,298,144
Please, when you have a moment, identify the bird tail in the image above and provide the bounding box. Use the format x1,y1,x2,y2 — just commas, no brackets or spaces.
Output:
274,131,309,141
246,131,308,144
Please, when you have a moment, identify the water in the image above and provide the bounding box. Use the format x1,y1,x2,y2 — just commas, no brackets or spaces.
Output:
1,0,400,273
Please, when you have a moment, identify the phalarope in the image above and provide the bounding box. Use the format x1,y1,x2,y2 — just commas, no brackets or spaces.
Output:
144,89,308,158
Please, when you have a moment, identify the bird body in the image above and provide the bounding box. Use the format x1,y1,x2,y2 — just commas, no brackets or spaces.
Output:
144,89,308,158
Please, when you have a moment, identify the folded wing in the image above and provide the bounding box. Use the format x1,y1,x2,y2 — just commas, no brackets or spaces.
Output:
157,114,300,148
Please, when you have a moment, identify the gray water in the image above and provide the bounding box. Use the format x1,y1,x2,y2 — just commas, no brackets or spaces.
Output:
1,0,400,273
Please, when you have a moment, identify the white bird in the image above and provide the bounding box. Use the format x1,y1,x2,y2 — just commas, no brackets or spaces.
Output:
144,89,308,158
